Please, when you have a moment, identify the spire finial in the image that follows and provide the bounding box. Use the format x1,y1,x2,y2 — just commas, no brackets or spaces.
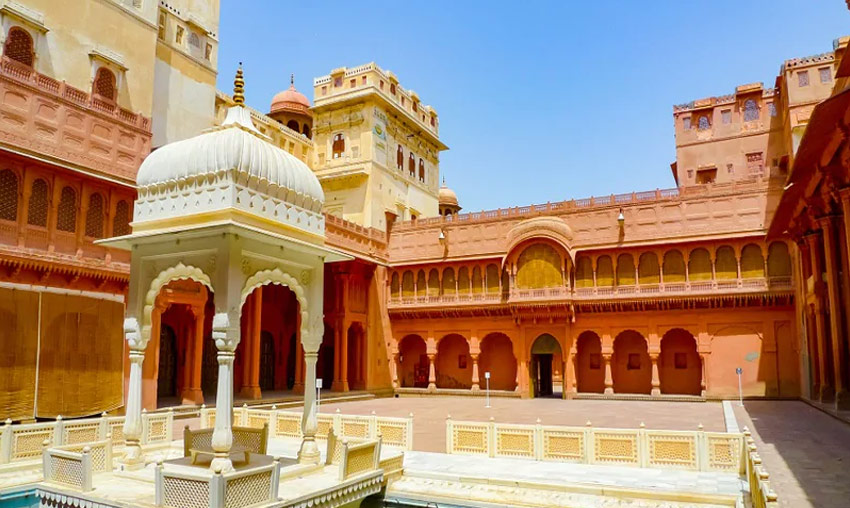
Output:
442,176,446,186
233,62,245,105
290,73,295,86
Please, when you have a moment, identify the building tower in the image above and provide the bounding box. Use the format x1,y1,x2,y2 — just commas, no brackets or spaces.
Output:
268,74,313,139
312,63,448,230
438,178,461,216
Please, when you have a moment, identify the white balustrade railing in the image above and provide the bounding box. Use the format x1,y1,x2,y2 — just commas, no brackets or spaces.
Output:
155,459,280,508
445,417,743,474
0,409,173,465
199,405,414,451
42,439,113,492
743,428,779,508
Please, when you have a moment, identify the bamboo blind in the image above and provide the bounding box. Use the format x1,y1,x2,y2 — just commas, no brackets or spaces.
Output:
0,287,39,421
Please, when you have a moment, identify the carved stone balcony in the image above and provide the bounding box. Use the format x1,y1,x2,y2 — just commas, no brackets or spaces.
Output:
387,276,794,309
0,57,151,184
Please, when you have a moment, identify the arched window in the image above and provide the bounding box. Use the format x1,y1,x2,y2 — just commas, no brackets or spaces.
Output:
442,267,456,295
27,178,48,227
56,186,77,233
332,133,344,159
485,264,500,294
418,158,425,182
662,250,686,283
715,246,737,279
688,248,712,281
113,199,131,236
189,32,200,48
302,124,311,139
3,27,33,67
84,193,104,238
0,169,18,221
697,116,710,130
740,244,765,278
743,99,759,122
616,253,636,286
637,252,660,285
574,256,593,288
402,271,414,298
416,270,426,297
516,243,563,289
408,152,415,176
390,272,399,298
396,145,403,170
596,256,614,287
286,120,299,132
92,67,116,102
767,242,792,278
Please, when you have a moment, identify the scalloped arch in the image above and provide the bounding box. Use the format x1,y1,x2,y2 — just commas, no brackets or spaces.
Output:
142,263,213,343
240,267,310,340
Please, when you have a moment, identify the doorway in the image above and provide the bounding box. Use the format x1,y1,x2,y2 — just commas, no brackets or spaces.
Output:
259,331,275,391
530,333,562,398
157,324,178,398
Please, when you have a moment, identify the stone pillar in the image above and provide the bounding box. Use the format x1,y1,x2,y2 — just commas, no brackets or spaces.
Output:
471,353,480,391
819,216,849,409
142,301,167,411
331,320,344,391
240,289,262,400
340,320,350,392
298,350,320,464
699,354,707,398
603,354,614,395
650,354,661,397
567,350,578,397
391,350,400,389
805,231,834,402
293,340,304,394
427,353,437,391
120,319,146,471
182,305,205,405
210,314,236,472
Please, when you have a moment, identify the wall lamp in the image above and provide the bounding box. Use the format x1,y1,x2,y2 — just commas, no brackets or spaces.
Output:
617,208,625,227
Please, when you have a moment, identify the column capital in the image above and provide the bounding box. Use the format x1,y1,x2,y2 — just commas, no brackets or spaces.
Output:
816,214,841,227
838,186,850,200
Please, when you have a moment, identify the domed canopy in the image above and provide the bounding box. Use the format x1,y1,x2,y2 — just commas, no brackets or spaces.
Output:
270,74,310,115
438,181,459,208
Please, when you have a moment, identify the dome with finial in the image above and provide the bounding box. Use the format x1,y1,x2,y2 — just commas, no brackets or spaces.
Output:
134,64,325,238
438,178,459,208
270,74,311,115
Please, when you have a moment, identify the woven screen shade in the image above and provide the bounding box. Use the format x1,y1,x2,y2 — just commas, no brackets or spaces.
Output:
0,287,39,421
36,293,124,418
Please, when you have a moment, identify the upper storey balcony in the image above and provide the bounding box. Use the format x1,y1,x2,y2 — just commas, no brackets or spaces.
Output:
0,57,152,184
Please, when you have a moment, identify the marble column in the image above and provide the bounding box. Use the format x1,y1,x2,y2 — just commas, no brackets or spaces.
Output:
293,340,304,394
120,345,145,470
427,353,437,391
805,231,834,402
209,313,237,472
298,350,320,464
650,354,661,396
603,354,614,395
819,216,850,409
471,353,480,391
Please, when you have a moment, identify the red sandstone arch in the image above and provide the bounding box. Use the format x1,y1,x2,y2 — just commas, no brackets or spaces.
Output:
612,330,651,394
347,322,366,390
398,334,428,388
659,328,702,395
576,331,604,393
478,333,517,391
436,334,471,389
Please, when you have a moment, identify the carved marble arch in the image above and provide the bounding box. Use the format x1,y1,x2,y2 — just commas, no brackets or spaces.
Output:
241,267,312,348
141,263,213,348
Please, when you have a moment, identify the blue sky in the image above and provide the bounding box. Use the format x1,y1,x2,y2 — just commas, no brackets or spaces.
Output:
217,2,849,212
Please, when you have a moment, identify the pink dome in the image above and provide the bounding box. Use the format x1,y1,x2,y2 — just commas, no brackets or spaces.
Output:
270,76,310,115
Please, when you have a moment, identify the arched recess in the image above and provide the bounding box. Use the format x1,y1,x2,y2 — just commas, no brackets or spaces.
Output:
659,329,701,395
530,334,562,397
596,256,614,286
478,333,517,391
436,334,471,389
427,269,440,297
471,266,483,294
715,246,737,279
442,267,456,295
457,267,470,295
401,270,414,297
485,264,500,293
0,169,18,222
688,248,712,281
767,242,792,278
390,272,400,298
515,242,563,289
576,331,604,393
663,250,686,283
143,263,213,346
638,252,660,285
612,330,651,394
416,270,426,297
241,267,311,353
398,334,428,388
347,322,366,390
740,244,765,278
574,256,593,288
156,324,178,399
616,254,635,286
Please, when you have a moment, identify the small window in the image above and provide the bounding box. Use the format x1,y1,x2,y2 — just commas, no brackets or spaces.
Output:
589,353,601,370
743,99,759,122
697,116,710,130
175,25,184,45
113,200,131,236
768,103,777,117
747,152,764,175
333,77,342,87
332,133,345,159
349,78,355,88
430,116,435,126
413,101,418,112
27,178,48,227
321,86,327,96
727,163,734,174
189,32,200,48
85,193,104,238
721,109,731,124
4,27,34,67
696,168,717,184
204,43,212,60
820,67,832,84
682,117,691,130
798,70,809,87
390,83,396,95
157,12,166,41
401,96,405,106
418,158,425,182
361,76,367,85
396,145,404,170
379,80,384,90
0,169,18,221
408,152,415,175
458,354,467,369
92,67,117,102
674,352,688,369
687,169,694,179
627,353,641,370
56,186,77,233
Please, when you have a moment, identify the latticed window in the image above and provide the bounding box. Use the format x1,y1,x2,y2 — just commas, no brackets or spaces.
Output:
56,186,77,233
682,117,691,130
820,67,832,84
332,133,344,159
189,32,200,48
0,169,18,221
798,70,809,87
697,116,710,130
27,178,48,227
157,12,166,40
721,109,731,124
85,193,104,238
768,102,777,117
408,152,415,176
112,199,130,236
93,67,116,101
743,99,759,122
3,27,33,67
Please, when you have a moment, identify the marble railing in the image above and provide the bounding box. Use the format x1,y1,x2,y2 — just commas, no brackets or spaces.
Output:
0,57,151,183
155,459,280,508
42,439,113,492
446,417,744,473
0,409,173,465
388,276,793,308
199,405,414,451
744,428,779,508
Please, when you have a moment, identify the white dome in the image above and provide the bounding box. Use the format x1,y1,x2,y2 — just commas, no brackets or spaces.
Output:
137,106,323,213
